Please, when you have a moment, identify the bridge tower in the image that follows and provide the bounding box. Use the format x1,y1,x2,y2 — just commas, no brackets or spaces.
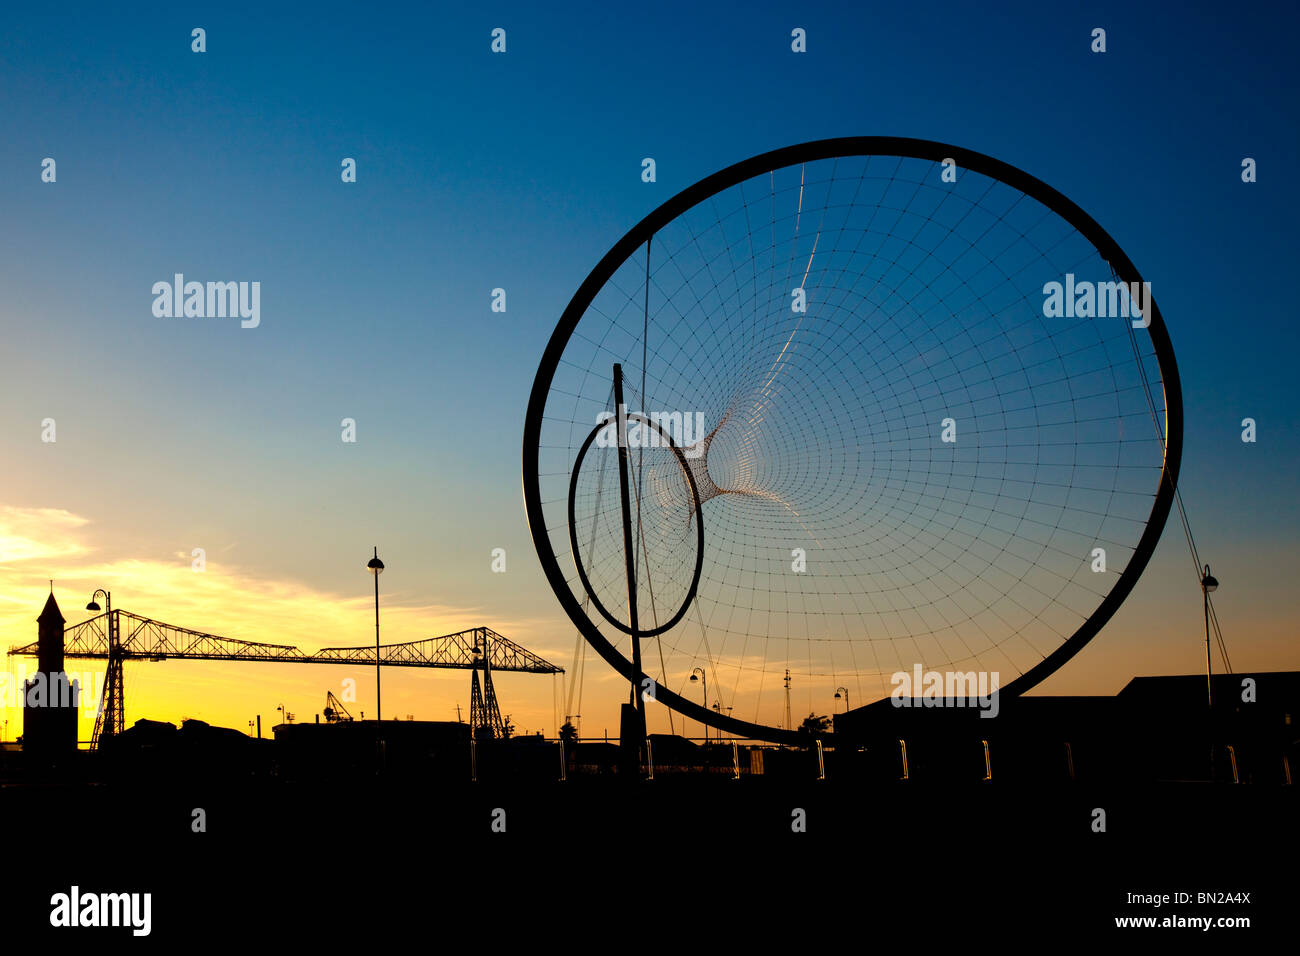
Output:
90,608,123,749
469,634,505,739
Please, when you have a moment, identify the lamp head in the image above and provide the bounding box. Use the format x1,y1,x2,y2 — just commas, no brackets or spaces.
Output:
367,546,384,575
1202,564,1218,592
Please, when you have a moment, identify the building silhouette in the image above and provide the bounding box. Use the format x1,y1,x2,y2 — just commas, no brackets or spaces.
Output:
21,593,79,756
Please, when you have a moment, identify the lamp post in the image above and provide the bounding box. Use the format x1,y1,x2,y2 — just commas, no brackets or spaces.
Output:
834,686,849,713
1201,564,1218,709
690,667,707,744
86,589,111,655
86,589,111,626
367,547,385,722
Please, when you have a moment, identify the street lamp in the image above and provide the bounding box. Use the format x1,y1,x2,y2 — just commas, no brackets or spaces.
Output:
367,547,385,722
834,686,850,713
689,667,707,744
86,589,111,648
86,588,111,639
1202,564,1219,709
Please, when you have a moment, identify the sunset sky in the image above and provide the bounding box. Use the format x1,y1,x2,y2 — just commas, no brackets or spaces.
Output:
2,2,1297,743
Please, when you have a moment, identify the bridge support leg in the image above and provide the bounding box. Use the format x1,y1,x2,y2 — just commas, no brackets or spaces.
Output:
91,611,124,750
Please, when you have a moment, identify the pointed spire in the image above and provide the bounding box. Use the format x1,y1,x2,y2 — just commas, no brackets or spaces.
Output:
38,591,64,625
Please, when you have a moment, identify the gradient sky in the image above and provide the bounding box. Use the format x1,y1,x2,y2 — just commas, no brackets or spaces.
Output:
1,1,1297,742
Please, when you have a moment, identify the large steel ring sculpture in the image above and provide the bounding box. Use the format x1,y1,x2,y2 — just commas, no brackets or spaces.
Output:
523,137,1182,745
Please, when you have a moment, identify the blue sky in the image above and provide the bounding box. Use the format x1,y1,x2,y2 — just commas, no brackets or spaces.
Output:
1,1,1296,734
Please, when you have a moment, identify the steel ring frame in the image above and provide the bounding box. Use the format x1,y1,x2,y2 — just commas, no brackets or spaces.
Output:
522,136,1183,745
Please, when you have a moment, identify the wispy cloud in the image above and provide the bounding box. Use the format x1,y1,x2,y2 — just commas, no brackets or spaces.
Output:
0,507,493,649
0,506,91,568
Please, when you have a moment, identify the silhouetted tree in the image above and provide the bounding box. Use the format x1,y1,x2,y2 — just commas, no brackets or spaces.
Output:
798,713,831,736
